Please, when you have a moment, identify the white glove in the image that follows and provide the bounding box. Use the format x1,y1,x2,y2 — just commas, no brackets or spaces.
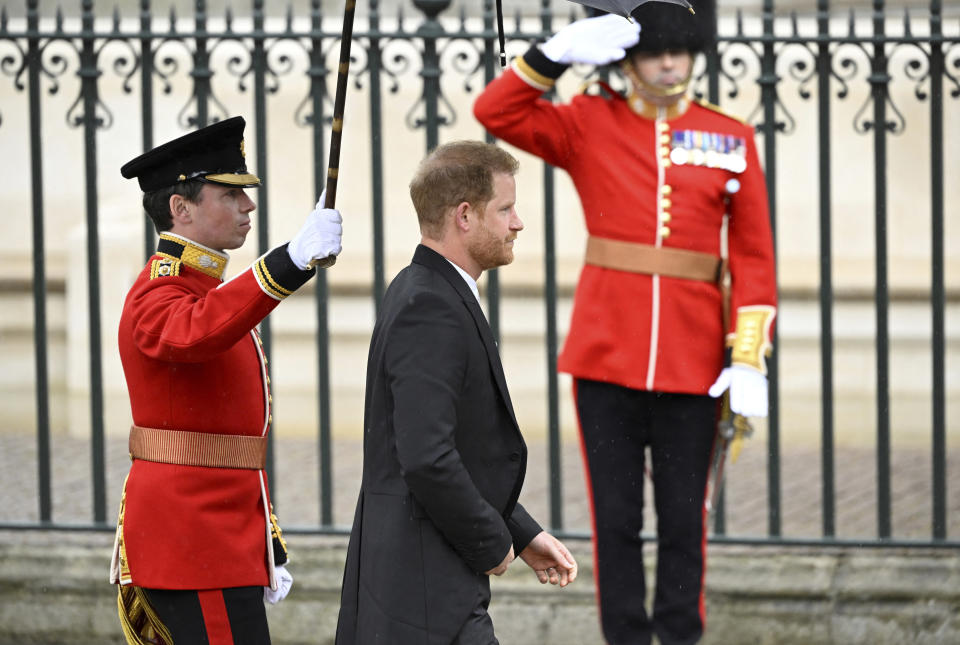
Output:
540,14,641,66
263,564,293,605
287,191,343,270
708,365,769,418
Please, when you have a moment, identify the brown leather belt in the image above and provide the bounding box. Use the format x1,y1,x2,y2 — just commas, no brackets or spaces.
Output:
584,236,723,283
129,425,267,470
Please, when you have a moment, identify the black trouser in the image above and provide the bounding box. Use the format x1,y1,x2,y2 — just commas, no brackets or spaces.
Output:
575,379,717,645
451,576,499,645
144,586,270,645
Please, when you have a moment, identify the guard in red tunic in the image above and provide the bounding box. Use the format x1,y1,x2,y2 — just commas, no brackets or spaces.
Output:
110,116,344,645
475,2,776,643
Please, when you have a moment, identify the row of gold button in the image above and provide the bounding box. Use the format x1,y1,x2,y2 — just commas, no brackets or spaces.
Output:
658,121,673,240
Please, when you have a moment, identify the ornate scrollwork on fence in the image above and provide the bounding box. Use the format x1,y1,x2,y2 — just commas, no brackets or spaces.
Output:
0,1,956,146
0,1,957,143
0,34,24,128
948,42,960,97
715,42,797,135
292,37,334,129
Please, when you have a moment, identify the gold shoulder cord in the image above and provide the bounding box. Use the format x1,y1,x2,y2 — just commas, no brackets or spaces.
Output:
118,585,173,645
115,479,172,645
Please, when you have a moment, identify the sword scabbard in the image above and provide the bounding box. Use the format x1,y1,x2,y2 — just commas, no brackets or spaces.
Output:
707,392,755,515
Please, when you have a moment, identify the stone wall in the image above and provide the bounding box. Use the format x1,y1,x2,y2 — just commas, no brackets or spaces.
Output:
4,286,958,445
1,530,957,645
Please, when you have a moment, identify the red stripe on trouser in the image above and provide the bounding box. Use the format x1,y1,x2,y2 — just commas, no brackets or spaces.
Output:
571,380,604,633
197,589,235,645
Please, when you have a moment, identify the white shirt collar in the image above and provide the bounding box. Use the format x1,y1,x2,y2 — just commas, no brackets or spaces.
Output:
446,259,481,304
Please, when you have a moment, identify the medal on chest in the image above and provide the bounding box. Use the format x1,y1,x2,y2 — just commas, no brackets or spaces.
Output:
668,129,747,174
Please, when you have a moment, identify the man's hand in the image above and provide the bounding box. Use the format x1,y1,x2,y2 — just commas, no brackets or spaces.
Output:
708,365,769,417
485,545,515,576
540,14,641,66
263,564,293,605
519,531,578,587
287,191,343,270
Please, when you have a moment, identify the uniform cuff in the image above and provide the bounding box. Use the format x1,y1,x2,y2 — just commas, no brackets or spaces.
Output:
729,305,776,374
513,45,569,91
253,243,315,301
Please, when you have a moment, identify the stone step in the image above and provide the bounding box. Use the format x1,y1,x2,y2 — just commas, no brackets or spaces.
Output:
1,530,957,645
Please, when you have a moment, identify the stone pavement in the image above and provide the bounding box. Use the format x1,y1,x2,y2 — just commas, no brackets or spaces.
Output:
2,431,957,541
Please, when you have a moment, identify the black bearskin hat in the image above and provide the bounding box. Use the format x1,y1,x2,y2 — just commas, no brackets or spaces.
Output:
628,0,716,55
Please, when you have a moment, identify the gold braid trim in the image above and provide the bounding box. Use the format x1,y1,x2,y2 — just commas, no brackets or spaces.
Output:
254,256,294,300
270,508,288,560
149,258,181,280
114,477,132,584
730,305,776,374
157,233,228,280
513,56,555,92
118,585,173,645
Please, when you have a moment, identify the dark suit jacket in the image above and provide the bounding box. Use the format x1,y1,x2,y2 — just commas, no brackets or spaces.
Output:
335,244,543,645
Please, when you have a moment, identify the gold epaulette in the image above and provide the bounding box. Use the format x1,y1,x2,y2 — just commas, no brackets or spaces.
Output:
693,97,750,126
149,257,181,279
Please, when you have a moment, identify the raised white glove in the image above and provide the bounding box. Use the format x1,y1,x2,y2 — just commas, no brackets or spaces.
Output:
263,564,293,605
540,14,641,66
287,191,343,270
708,365,769,418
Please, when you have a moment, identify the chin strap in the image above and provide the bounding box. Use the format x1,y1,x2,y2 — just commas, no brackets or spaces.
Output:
621,61,692,100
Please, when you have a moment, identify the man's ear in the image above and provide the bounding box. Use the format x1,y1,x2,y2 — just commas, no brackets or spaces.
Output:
169,193,192,225
453,201,473,232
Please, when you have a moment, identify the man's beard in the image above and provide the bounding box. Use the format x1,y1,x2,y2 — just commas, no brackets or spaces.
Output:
470,220,514,271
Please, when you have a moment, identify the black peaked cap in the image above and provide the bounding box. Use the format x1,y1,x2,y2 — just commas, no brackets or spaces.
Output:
120,116,261,193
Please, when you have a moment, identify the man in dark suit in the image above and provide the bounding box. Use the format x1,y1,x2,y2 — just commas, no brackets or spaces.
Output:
336,140,578,645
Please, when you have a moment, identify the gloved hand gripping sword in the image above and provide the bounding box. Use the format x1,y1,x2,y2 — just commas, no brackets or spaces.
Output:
707,389,753,514
705,214,773,516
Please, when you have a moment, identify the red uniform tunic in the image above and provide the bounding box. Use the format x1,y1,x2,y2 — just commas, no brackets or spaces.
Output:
110,232,313,591
474,50,777,393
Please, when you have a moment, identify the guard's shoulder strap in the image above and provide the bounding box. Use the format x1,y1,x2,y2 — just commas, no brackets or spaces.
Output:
693,97,750,126
149,257,181,280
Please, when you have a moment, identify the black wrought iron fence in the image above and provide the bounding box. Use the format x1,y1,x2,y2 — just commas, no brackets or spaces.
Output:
0,0,956,547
